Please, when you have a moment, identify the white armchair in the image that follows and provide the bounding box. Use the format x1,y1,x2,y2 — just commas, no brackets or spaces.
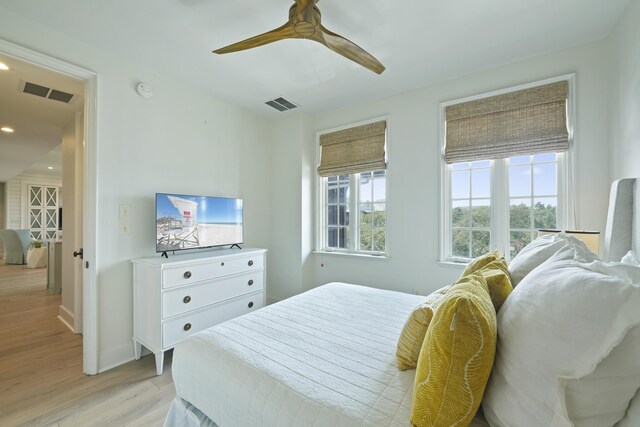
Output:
0,229,34,264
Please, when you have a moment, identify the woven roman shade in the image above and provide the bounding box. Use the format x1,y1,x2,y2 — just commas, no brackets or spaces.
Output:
317,121,386,177
444,81,569,164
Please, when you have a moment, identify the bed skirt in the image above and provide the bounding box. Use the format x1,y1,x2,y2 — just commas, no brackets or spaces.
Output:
164,397,218,427
164,396,491,427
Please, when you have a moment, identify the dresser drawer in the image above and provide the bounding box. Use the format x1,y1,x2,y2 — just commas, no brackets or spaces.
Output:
162,292,264,348
162,254,264,289
163,272,264,318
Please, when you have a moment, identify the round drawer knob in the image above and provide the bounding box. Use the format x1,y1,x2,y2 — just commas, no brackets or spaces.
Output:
248,301,254,308
248,279,254,286
183,295,191,304
248,260,254,266
221,262,225,267
183,323,192,331
183,271,192,279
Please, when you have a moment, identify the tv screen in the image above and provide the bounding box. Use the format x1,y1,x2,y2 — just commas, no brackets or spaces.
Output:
156,193,243,253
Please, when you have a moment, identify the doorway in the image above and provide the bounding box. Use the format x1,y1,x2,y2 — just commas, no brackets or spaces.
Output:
0,38,98,374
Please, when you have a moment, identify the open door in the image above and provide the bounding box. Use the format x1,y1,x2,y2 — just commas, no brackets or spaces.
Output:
74,112,84,332
60,112,84,333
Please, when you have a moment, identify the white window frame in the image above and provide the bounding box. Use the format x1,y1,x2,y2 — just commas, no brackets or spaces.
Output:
447,160,493,262
315,116,390,258
439,75,576,263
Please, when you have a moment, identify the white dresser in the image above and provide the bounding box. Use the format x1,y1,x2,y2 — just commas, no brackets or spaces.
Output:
132,248,267,374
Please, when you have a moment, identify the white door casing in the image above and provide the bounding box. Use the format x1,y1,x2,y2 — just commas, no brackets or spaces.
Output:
0,38,100,375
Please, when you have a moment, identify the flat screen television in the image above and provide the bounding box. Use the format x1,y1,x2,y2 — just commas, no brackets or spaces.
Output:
156,193,243,253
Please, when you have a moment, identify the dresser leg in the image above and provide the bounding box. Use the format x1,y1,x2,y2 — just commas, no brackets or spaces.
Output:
155,352,164,375
133,339,142,360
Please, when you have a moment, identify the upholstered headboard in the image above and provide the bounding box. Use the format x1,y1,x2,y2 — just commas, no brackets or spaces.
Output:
604,178,639,262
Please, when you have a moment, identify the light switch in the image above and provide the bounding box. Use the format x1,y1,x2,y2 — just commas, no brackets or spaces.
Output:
120,221,131,235
119,204,131,219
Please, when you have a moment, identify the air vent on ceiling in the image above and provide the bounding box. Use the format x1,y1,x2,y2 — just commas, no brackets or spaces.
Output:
48,89,75,103
20,80,76,104
265,97,299,112
23,82,50,97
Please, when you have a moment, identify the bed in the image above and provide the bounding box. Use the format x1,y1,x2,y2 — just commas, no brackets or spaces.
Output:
165,178,639,427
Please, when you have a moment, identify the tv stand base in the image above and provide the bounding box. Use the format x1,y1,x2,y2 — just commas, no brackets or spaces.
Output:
229,244,242,249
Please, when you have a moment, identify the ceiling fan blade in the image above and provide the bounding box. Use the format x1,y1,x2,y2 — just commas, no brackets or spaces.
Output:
213,22,299,54
312,26,385,74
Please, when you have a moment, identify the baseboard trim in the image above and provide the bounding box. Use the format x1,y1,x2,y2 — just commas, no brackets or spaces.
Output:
57,305,76,333
98,344,135,373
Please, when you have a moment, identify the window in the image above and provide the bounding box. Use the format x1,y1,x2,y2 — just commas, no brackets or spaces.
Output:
317,119,388,255
321,170,387,254
359,171,387,252
447,153,565,262
507,153,559,258
450,161,491,259
327,175,350,248
442,77,573,262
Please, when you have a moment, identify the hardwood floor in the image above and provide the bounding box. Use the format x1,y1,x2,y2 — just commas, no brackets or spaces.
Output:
0,259,176,426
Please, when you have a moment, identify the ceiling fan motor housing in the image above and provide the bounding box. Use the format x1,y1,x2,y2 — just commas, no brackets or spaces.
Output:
289,4,321,37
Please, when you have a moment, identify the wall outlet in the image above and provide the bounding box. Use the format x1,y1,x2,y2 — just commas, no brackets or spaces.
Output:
120,221,131,235
119,204,131,219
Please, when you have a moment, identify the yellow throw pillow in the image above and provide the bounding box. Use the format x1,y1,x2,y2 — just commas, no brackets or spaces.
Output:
462,251,513,312
462,250,500,277
396,286,448,371
477,258,513,312
411,273,497,427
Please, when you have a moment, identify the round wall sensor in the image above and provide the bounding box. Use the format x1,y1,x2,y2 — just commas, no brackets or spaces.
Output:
136,83,154,99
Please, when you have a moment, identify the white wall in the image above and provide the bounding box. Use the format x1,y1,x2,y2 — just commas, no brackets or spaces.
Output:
5,170,61,230
608,0,640,180
267,113,315,303
268,115,304,302
270,40,611,299
0,7,271,371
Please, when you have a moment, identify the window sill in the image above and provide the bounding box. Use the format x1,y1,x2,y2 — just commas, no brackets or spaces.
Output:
313,250,391,261
437,261,468,269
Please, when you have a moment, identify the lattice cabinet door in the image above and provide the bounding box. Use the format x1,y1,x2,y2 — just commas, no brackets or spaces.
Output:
28,184,60,240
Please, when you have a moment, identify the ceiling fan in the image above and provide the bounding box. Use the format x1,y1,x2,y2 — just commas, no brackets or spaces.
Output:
213,0,385,74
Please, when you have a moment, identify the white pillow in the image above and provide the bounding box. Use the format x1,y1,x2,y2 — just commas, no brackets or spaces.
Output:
483,247,640,427
622,250,640,266
618,388,640,427
565,325,640,426
508,233,598,286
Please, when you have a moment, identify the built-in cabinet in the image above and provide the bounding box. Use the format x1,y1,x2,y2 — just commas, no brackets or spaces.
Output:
27,184,60,241
132,248,267,375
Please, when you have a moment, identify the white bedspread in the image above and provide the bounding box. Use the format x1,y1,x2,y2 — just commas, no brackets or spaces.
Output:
171,282,489,427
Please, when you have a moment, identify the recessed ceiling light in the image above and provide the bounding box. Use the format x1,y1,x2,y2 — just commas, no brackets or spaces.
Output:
48,166,54,170
0,63,9,71
1,127,14,133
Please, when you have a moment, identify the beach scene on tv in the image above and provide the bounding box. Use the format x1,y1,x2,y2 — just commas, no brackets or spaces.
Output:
156,194,243,251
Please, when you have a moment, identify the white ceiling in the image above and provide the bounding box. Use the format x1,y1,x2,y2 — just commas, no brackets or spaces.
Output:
0,0,630,117
0,53,84,181
28,145,64,175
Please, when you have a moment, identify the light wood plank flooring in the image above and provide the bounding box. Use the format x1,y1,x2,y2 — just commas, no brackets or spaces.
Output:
0,259,176,426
